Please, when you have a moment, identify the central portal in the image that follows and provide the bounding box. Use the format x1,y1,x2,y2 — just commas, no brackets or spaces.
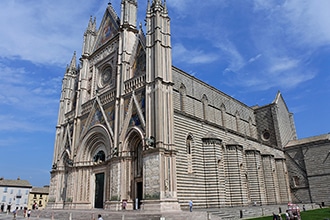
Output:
94,172,104,208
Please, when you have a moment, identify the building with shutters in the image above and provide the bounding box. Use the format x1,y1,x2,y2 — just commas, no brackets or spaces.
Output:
0,177,32,212
28,186,49,210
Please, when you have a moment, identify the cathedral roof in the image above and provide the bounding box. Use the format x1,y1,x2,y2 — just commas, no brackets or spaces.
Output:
286,133,330,148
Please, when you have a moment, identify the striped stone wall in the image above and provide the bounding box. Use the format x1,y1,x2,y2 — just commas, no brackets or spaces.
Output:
172,68,291,208
275,158,291,203
172,67,258,140
285,136,330,206
224,144,248,206
174,113,290,208
245,150,267,205
261,154,277,204
202,136,223,208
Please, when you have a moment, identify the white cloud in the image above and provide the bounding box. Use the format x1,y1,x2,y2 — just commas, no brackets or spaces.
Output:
215,39,245,73
236,57,316,91
167,0,225,12
282,0,330,47
0,0,110,66
0,0,325,95
0,114,52,133
209,0,326,91
0,62,60,125
248,54,262,63
172,43,219,64
251,0,330,50
269,58,299,74
166,0,187,11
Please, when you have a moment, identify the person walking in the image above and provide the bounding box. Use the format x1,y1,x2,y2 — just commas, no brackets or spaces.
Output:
285,210,290,220
189,200,193,212
98,214,103,220
27,209,31,219
13,207,18,219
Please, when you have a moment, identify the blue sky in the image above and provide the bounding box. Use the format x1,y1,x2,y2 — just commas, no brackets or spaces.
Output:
0,0,329,187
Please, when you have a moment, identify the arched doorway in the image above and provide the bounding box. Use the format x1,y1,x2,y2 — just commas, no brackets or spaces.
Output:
134,140,143,209
93,150,106,208
127,131,144,209
77,125,112,209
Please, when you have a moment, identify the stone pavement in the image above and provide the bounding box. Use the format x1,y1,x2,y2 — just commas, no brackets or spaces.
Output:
0,213,50,220
0,203,319,220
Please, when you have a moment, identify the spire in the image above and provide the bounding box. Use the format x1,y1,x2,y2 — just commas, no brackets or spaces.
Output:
60,51,78,120
87,16,93,32
163,0,168,13
92,17,97,32
150,0,167,12
120,0,138,29
152,0,162,6
146,0,172,81
147,0,151,11
83,16,97,56
67,51,77,73
86,16,97,33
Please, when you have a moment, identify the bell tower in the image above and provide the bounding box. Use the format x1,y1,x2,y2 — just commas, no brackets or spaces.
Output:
144,0,180,211
146,0,173,151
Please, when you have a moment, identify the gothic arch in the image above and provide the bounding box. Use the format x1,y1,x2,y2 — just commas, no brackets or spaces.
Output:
186,133,195,155
77,124,112,163
122,127,145,152
123,127,144,209
202,94,208,120
186,133,195,174
125,128,144,176
58,149,71,167
179,83,187,112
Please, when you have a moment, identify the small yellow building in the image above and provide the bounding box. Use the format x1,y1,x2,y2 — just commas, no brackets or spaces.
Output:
27,186,49,210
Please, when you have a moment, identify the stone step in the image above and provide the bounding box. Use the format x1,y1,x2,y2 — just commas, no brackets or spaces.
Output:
38,210,212,220
34,203,319,220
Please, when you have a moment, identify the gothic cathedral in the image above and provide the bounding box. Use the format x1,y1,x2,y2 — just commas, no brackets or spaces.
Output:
49,0,293,211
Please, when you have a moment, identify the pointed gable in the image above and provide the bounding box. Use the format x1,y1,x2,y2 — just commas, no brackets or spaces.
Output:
130,30,147,77
272,91,290,113
273,91,297,145
94,4,120,50
132,42,146,76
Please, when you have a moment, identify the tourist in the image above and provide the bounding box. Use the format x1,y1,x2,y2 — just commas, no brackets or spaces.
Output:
285,210,290,220
278,213,283,220
98,214,103,220
27,209,31,219
122,200,127,210
189,200,193,212
13,207,18,219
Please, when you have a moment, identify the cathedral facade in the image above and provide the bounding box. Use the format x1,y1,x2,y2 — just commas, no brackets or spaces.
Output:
48,0,294,211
